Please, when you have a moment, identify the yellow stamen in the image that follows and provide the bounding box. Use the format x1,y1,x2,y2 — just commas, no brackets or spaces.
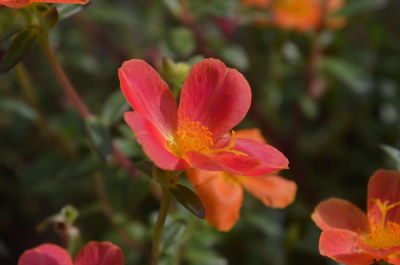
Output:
166,117,247,157
167,117,213,157
206,130,247,156
365,199,400,249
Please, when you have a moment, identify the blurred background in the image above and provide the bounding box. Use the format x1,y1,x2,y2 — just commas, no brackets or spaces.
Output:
1,0,400,264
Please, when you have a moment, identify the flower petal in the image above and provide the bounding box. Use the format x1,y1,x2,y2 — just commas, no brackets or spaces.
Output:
368,169,400,223
0,0,29,7
187,168,243,231
215,137,289,175
389,256,400,265
312,198,369,233
119,59,178,137
178,58,251,140
319,229,376,265
124,112,187,171
74,241,124,265
18,244,73,265
184,151,261,175
236,128,266,143
242,175,296,208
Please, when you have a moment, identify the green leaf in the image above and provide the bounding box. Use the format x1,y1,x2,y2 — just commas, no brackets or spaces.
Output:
0,27,38,73
161,219,187,252
57,4,83,21
333,0,387,17
100,91,129,126
163,0,181,17
167,27,195,57
85,116,112,161
320,56,369,93
0,98,37,121
169,184,205,219
0,25,23,43
381,145,400,171
220,44,249,71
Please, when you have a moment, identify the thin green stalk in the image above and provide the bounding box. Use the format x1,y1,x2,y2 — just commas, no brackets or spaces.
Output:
38,34,140,177
151,186,171,265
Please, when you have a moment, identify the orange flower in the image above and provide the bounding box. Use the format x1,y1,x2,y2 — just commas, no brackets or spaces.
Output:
0,0,88,8
187,128,297,231
312,170,400,265
243,0,345,31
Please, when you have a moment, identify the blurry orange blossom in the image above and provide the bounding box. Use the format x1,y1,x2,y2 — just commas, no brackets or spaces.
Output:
187,128,296,231
312,170,400,265
0,0,88,8
243,0,345,31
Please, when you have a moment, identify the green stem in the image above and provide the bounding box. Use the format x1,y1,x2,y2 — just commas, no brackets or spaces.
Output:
151,186,171,265
38,35,140,177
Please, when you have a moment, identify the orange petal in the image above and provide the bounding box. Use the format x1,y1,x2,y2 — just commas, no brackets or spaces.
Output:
319,229,376,265
368,170,400,223
242,175,296,208
312,198,369,233
389,256,400,265
236,128,266,144
0,0,29,7
187,169,243,231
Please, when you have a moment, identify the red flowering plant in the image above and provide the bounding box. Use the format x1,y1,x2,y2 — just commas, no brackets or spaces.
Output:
0,0,88,8
119,58,290,264
312,170,400,265
18,241,124,265
119,58,288,176
187,128,296,231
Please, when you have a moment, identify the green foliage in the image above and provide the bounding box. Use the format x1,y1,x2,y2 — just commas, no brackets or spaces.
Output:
1,0,400,265
169,184,205,219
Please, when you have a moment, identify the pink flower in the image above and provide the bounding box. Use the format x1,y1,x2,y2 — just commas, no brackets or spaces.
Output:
187,128,296,231
0,0,88,8
18,241,124,265
312,170,400,265
119,58,288,176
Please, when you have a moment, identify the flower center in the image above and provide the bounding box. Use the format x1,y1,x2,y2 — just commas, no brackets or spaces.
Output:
365,200,400,249
273,0,313,16
167,117,246,158
169,118,214,156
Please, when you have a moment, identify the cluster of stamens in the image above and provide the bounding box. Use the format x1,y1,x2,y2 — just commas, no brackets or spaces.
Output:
167,117,246,158
365,199,400,249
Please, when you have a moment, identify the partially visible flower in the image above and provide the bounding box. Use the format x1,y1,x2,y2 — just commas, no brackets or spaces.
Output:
312,170,400,265
187,128,296,231
119,58,288,176
243,0,345,32
0,0,88,8
18,241,124,265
